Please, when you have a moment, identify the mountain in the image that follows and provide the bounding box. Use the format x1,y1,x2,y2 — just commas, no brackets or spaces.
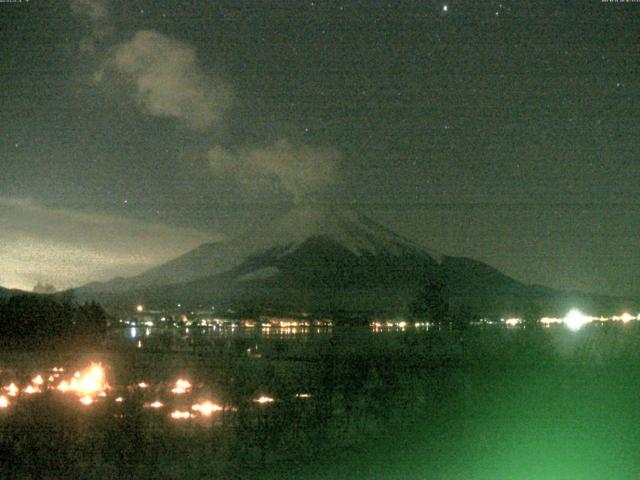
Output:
85,206,440,293
0,286,28,299
77,206,638,318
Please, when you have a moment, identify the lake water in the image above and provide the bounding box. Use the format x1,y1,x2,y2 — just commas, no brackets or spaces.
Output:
1,323,640,479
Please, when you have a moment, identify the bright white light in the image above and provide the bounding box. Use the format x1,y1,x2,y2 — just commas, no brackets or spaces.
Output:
505,318,521,327
136,305,144,312
443,4,448,12
0,395,8,409
620,312,634,323
564,309,590,331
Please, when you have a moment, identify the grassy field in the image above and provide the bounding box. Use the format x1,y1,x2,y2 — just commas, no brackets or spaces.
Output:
1,324,639,479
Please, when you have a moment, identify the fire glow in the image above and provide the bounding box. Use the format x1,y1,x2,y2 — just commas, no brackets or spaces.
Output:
171,378,192,394
53,363,109,401
4,383,19,397
254,395,275,404
192,401,223,416
170,410,192,419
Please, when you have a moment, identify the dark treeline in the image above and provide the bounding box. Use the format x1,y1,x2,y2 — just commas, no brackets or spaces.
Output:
0,293,107,347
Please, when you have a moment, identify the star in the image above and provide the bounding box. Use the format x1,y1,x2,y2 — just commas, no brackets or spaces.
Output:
443,5,448,12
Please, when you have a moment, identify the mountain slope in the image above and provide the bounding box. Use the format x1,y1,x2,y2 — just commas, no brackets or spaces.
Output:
78,206,638,317
0,286,28,299
84,205,440,294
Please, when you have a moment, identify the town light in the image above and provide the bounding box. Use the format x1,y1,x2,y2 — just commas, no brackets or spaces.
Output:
620,312,634,323
564,309,590,331
505,318,522,327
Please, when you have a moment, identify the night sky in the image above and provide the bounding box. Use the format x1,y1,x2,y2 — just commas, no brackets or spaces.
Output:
1,0,639,296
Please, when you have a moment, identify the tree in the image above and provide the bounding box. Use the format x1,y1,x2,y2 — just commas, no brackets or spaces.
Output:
449,303,475,332
522,300,543,328
0,293,108,347
410,276,449,324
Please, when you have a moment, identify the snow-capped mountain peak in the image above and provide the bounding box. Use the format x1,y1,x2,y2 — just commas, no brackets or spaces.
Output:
82,205,441,292
241,205,438,258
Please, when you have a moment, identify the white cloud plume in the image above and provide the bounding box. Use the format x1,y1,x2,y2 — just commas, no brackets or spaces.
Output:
0,197,216,291
70,0,113,53
101,30,231,130
208,139,342,203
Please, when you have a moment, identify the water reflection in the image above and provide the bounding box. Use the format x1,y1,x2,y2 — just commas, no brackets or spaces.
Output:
113,320,433,351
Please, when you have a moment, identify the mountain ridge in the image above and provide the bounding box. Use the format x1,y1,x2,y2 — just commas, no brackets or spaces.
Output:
84,205,441,293
76,206,639,318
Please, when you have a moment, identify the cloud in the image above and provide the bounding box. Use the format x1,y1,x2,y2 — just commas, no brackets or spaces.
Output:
70,0,113,53
70,0,108,22
100,30,231,130
208,139,342,204
0,197,216,291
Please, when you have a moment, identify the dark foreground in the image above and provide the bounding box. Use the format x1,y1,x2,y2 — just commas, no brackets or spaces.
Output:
1,324,640,479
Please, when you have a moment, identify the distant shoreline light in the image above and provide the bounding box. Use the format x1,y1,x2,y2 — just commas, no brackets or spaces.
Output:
564,309,590,331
